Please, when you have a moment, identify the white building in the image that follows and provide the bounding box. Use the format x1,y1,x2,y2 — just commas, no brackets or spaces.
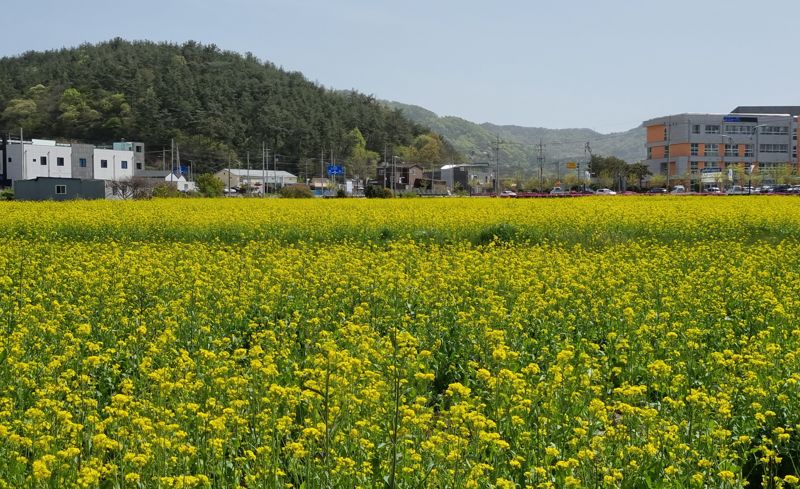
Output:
93,148,134,181
215,168,298,191
5,139,73,181
165,173,196,192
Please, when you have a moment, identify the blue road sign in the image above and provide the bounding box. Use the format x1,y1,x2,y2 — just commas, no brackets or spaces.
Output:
327,165,344,176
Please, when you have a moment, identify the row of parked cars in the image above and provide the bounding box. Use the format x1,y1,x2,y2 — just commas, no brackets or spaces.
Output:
499,184,800,197
642,184,800,195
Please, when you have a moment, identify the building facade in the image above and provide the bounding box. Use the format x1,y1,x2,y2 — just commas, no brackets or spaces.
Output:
644,108,800,188
215,169,298,191
14,177,105,201
70,143,95,180
112,141,146,173
5,139,142,183
440,163,494,192
377,163,424,191
6,139,73,181
93,148,135,181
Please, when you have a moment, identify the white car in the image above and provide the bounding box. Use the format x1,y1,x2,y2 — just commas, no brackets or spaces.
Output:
499,190,517,197
595,188,617,195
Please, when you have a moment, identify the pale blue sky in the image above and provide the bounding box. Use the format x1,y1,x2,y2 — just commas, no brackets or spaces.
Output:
4,0,798,133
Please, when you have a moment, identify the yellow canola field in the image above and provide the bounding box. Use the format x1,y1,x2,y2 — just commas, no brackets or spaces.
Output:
0,197,799,488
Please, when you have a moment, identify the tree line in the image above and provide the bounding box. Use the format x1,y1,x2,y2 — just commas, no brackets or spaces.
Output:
0,39,460,180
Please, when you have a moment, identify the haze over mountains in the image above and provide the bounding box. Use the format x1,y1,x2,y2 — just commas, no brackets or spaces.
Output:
385,101,645,173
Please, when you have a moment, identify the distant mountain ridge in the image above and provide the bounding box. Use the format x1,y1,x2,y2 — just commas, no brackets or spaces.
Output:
384,101,645,175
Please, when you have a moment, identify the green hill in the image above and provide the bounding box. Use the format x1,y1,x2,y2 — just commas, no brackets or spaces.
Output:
384,101,645,178
0,39,426,175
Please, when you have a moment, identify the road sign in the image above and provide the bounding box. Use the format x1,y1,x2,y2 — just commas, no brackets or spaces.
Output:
326,165,344,176
566,161,577,170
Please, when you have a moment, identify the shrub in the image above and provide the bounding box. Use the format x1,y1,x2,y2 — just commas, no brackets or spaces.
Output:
279,185,314,198
365,186,393,198
152,183,182,198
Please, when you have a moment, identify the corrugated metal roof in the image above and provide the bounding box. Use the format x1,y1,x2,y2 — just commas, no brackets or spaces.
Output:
223,168,297,178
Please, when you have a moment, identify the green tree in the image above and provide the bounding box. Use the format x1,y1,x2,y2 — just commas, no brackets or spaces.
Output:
345,128,380,184
196,173,225,197
57,88,101,137
589,155,629,191
627,162,652,189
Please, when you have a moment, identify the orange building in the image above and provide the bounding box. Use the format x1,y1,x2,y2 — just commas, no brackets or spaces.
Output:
644,107,800,191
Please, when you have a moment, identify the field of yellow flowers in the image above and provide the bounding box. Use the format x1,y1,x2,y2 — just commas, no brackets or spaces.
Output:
1,196,799,488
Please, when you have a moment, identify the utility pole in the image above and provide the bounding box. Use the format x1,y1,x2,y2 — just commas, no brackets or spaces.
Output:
274,151,279,192
492,134,501,195
537,139,545,192
1,133,7,186
261,141,266,197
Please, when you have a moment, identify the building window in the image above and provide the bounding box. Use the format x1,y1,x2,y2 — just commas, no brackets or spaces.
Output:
690,161,698,174
725,144,738,157
660,162,668,175
761,126,789,135
57,157,65,166
101,159,108,168
121,160,128,169
664,145,670,158
744,144,754,157
79,158,87,167
136,162,142,170
647,147,652,159
705,125,720,134
704,143,719,156
40,156,47,166
55,185,66,195
692,124,701,134
7,157,11,163
760,144,789,153
135,145,143,153
725,125,753,135
663,127,668,141
691,143,699,156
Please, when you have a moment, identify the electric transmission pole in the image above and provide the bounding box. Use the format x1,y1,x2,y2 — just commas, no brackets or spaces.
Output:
492,134,502,195
537,139,545,192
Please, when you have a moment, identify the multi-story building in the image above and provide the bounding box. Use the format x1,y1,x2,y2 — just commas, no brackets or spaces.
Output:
112,141,146,173
93,147,135,182
644,107,800,188
440,163,494,193
377,163,425,191
5,139,74,181
70,143,95,180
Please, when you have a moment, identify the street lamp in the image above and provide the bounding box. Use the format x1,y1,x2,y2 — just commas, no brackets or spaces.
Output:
750,124,767,195
721,134,734,192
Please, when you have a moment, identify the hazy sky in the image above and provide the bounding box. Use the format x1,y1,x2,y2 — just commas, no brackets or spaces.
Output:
4,0,798,133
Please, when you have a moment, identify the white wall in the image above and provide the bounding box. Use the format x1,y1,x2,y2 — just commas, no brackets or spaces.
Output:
93,148,134,181
6,141,72,180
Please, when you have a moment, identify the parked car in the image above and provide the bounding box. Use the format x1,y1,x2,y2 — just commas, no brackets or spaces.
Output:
549,187,566,195
499,190,517,197
648,187,667,194
726,185,746,195
670,185,686,194
595,188,617,195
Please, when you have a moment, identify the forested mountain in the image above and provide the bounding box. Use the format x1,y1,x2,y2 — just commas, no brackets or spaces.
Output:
0,39,432,176
384,101,645,178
